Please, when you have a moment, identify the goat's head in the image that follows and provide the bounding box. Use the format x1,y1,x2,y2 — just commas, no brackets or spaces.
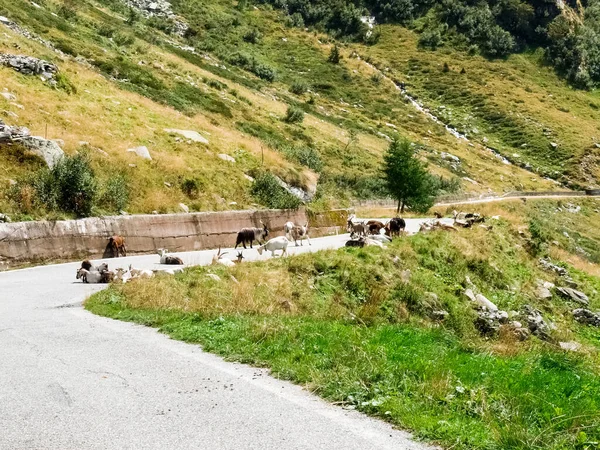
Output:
257,245,265,255
236,251,244,263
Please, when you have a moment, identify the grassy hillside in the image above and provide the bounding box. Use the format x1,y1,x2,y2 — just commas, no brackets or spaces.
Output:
87,197,600,449
0,0,598,220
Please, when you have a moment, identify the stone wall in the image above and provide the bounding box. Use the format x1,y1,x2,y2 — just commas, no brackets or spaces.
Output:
0,208,349,264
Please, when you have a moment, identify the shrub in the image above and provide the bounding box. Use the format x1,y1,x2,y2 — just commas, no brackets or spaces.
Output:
253,63,276,82
181,177,202,199
283,146,323,172
98,25,116,38
328,45,342,64
528,218,551,255
290,81,309,95
243,28,262,44
13,153,99,217
54,73,77,94
418,28,443,49
286,12,305,28
250,172,302,209
113,32,135,47
50,153,98,216
284,105,305,124
99,174,129,212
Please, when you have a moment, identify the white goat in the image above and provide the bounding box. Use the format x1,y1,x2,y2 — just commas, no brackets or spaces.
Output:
257,236,289,257
128,265,154,279
368,234,392,244
291,222,311,247
212,247,236,267
284,221,295,240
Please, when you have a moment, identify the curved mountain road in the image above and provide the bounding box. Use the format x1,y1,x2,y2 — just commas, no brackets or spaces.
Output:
0,219,441,450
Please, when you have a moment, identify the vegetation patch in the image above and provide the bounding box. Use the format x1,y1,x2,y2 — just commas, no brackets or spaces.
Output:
87,202,600,449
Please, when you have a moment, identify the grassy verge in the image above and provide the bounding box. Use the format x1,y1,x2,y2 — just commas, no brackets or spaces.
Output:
87,199,600,450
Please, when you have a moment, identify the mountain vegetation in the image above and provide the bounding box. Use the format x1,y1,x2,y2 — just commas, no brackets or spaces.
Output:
0,0,599,220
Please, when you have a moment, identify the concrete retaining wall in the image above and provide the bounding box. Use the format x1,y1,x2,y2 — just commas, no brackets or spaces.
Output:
0,208,350,264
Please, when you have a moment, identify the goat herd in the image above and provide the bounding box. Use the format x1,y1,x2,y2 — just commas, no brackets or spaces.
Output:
75,220,311,284
75,211,485,284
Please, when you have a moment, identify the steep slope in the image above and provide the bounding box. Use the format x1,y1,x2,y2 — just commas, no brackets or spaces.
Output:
0,0,595,220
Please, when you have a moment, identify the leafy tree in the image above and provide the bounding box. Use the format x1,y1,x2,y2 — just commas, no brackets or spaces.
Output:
382,140,438,213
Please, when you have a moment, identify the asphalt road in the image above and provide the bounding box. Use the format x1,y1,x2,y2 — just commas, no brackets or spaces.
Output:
0,219,440,450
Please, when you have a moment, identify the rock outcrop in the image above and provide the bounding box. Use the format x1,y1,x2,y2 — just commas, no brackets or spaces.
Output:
125,0,188,36
555,287,589,306
573,309,600,327
0,119,64,167
21,136,65,168
0,53,58,85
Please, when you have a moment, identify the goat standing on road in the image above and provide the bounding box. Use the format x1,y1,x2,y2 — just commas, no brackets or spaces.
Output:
291,223,311,246
108,235,127,258
257,236,289,257
235,222,269,249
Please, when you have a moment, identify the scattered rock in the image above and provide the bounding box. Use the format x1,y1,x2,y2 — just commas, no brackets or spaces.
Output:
125,0,188,36
0,92,16,101
559,341,581,352
217,153,236,163
555,287,589,306
523,305,551,340
573,308,600,327
475,310,508,335
550,142,558,148
475,293,498,311
274,175,313,202
178,203,189,213
535,279,554,300
400,269,411,283
440,152,460,163
164,128,209,144
539,257,568,276
127,145,152,160
565,203,581,213
0,213,11,223
2,110,18,118
244,174,254,182
21,136,64,167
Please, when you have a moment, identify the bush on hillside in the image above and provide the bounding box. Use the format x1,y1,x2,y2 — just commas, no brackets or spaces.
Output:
289,80,309,95
99,174,130,213
251,172,302,209
283,146,323,172
284,105,305,124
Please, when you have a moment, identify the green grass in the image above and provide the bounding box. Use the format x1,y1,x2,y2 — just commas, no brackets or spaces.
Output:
87,203,600,449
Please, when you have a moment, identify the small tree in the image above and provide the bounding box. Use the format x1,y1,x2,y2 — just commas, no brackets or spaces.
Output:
382,140,438,214
328,45,341,64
